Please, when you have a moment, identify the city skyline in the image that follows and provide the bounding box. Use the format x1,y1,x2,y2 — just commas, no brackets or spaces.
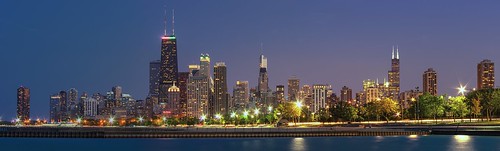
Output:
2,1,500,119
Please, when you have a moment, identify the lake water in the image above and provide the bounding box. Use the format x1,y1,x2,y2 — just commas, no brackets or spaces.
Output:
1,135,499,151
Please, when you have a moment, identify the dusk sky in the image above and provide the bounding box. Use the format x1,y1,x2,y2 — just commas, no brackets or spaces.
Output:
1,0,499,119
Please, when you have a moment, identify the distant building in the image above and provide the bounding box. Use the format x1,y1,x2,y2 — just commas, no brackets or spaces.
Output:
257,54,269,99
400,90,423,109
149,60,161,97
312,84,329,113
187,54,212,118
388,46,400,101
287,77,300,101
477,59,495,89
59,91,68,122
423,68,438,95
112,86,122,106
17,86,30,122
233,81,249,110
276,85,285,104
68,88,79,120
49,94,61,123
167,83,180,117
213,62,228,115
83,97,98,119
178,72,189,117
159,30,179,105
340,86,353,104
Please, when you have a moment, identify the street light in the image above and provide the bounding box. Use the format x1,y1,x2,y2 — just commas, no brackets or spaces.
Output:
268,106,273,113
457,84,467,96
138,116,144,125
230,112,236,118
108,116,115,126
254,108,260,115
243,110,249,117
295,101,303,108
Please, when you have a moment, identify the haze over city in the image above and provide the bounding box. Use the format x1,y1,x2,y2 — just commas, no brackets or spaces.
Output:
1,0,499,119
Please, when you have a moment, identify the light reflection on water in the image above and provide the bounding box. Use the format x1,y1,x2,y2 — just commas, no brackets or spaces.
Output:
450,135,474,151
1,135,499,151
291,137,305,151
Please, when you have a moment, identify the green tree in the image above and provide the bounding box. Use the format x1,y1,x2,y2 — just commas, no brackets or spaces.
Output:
317,108,330,124
447,96,469,121
366,98,398,122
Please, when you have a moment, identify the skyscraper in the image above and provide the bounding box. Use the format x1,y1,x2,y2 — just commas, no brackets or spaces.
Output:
149,60,161,97
388,46,400,101
477,59,495,90
83,97,98,119
257,54,269,96
159,11,179,104
17,86,30,122
233,81,249,110
340,86,353,103
312,84,329,113
68,88,79,119
213,62,228,115
167,83,180,117
423,68,438,96
187,54,212,118
288,77,300,101
178,72,189,117
276,85,285,104
59,91,68,122
49,94,61,123
112,86,122,107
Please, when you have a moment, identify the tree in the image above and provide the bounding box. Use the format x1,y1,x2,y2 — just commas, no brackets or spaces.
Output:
447,96,469,122
317,108,330,124
366,98,398,122
416,93,445,123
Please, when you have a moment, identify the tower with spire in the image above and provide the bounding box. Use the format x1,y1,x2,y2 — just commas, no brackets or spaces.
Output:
388,46,400,101
159,8,179,104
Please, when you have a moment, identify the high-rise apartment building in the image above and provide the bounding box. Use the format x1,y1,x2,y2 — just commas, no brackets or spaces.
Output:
17,86,30,122
213,62,228,115
477,59,495,89
423,68,438,95
312,84,329,113
288,77,300,101
149,60,161,97
233,81,249,110
276,85,285,104
340,86,353,103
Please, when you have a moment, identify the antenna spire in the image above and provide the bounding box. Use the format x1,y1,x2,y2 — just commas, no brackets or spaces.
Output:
172,9,175,35
260,42,264,54
391,45,395,59
163,6,167,36
396,45,399,59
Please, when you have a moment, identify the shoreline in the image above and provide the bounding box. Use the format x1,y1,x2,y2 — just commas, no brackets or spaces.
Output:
2,126,498,138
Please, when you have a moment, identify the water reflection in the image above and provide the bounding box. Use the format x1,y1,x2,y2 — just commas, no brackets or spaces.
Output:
449,135,474,151
290,137,306,151
407,135,418,141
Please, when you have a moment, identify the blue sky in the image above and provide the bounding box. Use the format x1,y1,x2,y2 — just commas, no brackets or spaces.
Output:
1,0,499,119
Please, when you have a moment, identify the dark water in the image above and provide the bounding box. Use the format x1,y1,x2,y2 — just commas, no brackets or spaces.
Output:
1,135,499,151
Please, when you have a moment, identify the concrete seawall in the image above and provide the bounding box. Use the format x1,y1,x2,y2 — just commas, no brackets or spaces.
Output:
0,127,429,138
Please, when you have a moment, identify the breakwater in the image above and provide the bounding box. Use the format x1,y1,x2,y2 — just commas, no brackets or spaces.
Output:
0,127,428,138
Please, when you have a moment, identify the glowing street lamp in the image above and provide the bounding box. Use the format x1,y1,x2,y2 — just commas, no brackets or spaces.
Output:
295,100,303,109
243,110,249,118
76,118,82,124
200,114,207,121
268,106,273,113
138,116,144,124
215,114,222,120
108,116,115,126
254,108,260,115
457,84,467,96
230,112,236,118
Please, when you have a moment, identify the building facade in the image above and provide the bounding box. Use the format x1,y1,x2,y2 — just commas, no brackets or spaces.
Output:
477,59,495,89
17,86,30,122
312,84,329,113
423,68,438,95
288,77,300,101
340,86,353,103
213,62,228,115
388,46,400,101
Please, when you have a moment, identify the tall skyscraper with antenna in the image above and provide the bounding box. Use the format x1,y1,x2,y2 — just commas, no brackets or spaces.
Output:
388,46,400,101
159,9,179,104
